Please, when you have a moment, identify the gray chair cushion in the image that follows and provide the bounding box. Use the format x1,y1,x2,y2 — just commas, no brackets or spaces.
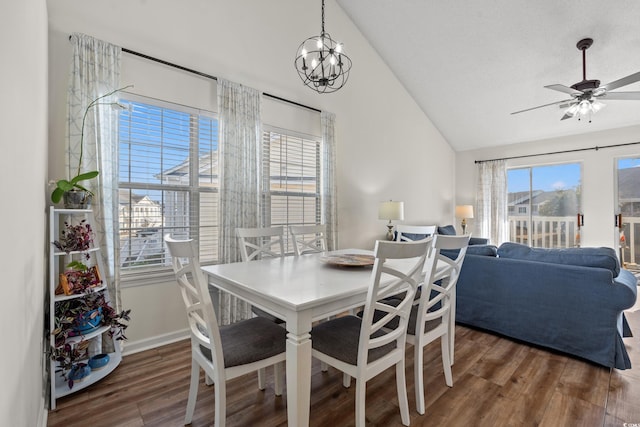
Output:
200,317,286,367
311,315,396,365
372,299,440,335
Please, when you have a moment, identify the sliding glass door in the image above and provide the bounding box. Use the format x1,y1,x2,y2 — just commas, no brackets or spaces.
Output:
507,163,582,248
616,157,640,268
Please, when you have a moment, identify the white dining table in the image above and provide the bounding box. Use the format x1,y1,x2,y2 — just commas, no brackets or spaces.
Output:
202,249,376,427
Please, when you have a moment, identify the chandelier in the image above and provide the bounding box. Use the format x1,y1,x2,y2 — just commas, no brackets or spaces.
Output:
294,0,352,94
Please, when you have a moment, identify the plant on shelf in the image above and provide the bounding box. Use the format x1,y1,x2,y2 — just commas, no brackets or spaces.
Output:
56,261,102,296
51,341,91,389
52,219,94,254
51,85,132,207
51,289,131,389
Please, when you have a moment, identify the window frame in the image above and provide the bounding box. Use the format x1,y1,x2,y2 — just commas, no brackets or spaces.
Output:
117,94,219,283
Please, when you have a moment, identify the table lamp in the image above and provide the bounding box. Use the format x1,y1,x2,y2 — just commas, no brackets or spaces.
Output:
379,201,404,240
455,205,474,234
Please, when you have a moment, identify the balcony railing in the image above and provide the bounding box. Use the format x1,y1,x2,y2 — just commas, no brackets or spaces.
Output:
509,215,640,267
508,215,579,249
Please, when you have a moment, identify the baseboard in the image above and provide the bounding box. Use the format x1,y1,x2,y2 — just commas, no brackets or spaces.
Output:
38,398,47,427
122,329,190,356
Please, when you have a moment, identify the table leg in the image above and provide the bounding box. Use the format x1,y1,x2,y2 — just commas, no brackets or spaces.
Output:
286,315,313,427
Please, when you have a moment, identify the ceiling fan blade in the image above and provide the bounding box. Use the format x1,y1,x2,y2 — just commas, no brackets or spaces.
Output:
601,71,640,92
511,98,574,115
600,91,640,100
544,84,583,96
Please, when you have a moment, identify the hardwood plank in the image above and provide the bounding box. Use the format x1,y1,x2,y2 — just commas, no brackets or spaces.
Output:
47,320,640,427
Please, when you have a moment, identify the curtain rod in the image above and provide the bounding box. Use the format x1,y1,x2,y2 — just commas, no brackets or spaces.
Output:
121,48,322,113
474,140,640,164
68,36,321,113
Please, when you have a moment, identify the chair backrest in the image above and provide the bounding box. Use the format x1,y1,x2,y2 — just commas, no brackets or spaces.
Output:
236,227,285,261
415,234,470,335
358,238,432,367
164,235,225,375
395,224,437,242
289,224,327,256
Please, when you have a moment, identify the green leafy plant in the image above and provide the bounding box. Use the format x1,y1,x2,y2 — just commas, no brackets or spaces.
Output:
52,219,94,254
51,290,131,388
51,85,133,204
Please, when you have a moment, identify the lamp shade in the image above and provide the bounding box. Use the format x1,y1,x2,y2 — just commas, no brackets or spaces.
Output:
455,205,474,219
379,201,404,221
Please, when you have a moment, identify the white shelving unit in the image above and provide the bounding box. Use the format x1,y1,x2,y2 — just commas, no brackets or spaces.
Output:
48,207,122,409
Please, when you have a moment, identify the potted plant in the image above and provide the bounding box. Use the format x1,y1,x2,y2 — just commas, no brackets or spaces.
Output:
51,85,132,208
52,219,94,254
51,290,131,389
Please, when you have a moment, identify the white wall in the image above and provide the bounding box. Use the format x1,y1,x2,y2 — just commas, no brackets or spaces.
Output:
456,124,640,248
47,1,454,352
1,0,48,425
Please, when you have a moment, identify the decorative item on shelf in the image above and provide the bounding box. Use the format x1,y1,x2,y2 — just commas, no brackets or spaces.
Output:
68,363,92,383
50,85,132,208
455,205,474,234
378,200,404,241
88,353,110,371
73,307,103,333
294,0,352,93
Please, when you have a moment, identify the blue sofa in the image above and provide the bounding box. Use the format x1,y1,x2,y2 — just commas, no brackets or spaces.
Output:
455,242,638,369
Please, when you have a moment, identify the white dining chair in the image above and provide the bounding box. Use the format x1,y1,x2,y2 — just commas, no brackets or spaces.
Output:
236,226,286,324
408,233,469,415
310,239,430,427
236,226,285,261
164,235,287,427
289,224,327,256
395,224,437,242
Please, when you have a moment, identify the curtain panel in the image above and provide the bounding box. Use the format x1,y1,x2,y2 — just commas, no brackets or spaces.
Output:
68,33,122,309
216,78,262,324
321,111,338,250
476,159,509,246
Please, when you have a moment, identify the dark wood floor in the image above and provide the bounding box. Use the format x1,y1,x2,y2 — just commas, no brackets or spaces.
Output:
48,303,640,427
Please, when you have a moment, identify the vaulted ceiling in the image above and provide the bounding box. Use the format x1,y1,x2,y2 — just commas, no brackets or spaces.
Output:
337,0,640,151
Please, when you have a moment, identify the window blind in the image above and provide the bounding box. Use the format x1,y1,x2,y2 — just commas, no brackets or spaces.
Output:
118,96,219,272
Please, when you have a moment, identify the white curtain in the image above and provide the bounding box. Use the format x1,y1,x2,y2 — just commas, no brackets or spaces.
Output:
68,33,122,309
321,111,338,250
216,78,262,324
476,160,508,245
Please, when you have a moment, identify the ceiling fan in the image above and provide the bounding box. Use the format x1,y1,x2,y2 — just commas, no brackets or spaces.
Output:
512,38,640,122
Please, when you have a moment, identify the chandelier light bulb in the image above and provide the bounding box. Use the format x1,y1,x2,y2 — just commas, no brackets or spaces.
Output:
336,43,342,53
301,48,307,58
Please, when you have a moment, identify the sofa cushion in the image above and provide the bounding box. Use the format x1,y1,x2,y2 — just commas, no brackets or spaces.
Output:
437,225,457,235
441,244,497,260
467,245,498,257
497,242,620,277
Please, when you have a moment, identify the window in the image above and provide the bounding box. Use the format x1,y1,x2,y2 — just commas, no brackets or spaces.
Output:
118,96,219,272
262,127,322,252
507,163,582,248
616,157,640,266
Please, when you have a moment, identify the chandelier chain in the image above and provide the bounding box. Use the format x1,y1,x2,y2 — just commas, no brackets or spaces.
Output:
321,0,325,35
